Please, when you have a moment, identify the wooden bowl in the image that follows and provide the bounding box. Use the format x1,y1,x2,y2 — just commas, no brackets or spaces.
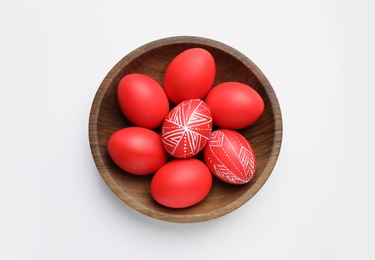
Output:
89,36,282,223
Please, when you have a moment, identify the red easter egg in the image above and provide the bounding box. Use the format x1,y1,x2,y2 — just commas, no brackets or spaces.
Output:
150,158,213,209
107,127,168,175
164,48,216,104
203,129,256,184
205,82,264,129
117,73,169,129
161,99,213,158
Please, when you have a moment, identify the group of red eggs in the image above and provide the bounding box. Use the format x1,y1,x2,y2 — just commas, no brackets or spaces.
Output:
108,48,264,209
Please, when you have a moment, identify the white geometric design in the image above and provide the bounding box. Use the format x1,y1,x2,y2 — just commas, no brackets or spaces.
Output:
213,163,244,183
206,130,255,183
208,129,225,147
238,146,255,180
161,99,212,158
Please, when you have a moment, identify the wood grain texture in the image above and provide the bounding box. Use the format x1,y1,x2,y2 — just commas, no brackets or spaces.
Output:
89,36,283,223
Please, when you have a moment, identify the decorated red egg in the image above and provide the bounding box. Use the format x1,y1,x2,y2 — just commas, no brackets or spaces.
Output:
203,129,256,184
161,99,212,158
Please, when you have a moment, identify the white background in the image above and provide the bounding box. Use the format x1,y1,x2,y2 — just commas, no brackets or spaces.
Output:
1,1,374,259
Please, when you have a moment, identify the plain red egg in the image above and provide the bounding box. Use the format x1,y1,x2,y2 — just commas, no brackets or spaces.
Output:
203,129,256,185
150,158,213,208
205,82,264,129
161,99,212,158
164,48,216,104
107,127,167,175
117,73,169,129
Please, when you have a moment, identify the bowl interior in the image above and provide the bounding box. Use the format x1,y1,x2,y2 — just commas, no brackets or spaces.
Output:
89,36,282,223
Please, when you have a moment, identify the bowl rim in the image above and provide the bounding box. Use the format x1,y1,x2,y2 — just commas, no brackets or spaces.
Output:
89,35,283,223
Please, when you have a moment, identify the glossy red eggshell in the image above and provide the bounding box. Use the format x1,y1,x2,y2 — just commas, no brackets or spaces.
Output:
164,48,216,104
161,99,212,158
205,82,264,129
117,73,169,129
150,158,213,208
107,127,168,175
203,129,256,185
